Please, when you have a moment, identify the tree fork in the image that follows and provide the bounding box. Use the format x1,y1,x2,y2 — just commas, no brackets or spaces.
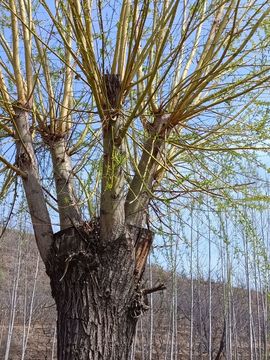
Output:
46,219,154,360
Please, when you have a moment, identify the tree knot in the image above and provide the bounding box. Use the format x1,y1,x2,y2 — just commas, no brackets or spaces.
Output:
16,151,32,168
129,288,150,319
59,250,99,282
129,282,166,318
104,73,121,108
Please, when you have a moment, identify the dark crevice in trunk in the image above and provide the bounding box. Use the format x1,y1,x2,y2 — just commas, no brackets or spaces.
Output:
46,219,153,360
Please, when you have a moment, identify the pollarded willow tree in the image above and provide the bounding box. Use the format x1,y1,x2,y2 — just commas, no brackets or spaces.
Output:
0,0,270,358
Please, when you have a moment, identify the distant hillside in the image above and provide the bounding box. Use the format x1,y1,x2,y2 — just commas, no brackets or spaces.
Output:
0,229,268,359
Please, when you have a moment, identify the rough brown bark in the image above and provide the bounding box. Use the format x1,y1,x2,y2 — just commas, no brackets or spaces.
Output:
46,220,153,360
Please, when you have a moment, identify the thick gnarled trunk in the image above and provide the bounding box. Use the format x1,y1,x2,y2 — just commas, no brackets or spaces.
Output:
46,221,153,360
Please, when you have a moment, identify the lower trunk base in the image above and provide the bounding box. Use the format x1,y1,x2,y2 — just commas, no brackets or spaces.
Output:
46,220,153,360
